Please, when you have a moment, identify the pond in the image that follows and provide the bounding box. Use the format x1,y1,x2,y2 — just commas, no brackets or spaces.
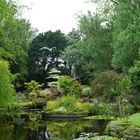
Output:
0,119,108,140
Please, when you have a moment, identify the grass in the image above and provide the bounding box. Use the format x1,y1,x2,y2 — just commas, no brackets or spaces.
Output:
128,113,140,127
109,112,140,128
84,115,115,120
106,113,140,139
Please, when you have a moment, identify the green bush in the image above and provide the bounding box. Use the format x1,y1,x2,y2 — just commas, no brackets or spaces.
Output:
128,49,140,88
46,95,77,111
91,70,123,102
46,100,59,111
0,60,15,107
94,102,134,117
57,76,82,96
45,95,94,115
81,87,91,97
25,80,43,93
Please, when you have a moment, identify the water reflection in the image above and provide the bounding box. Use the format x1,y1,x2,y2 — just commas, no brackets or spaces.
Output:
0,120,108,140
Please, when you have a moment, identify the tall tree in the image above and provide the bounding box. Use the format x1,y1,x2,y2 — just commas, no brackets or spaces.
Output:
0,0,36,89
63,13,113,84
111,0,140,71
28,30,67,83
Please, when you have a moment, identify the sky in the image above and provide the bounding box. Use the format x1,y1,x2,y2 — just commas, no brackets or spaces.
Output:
19,0,96,34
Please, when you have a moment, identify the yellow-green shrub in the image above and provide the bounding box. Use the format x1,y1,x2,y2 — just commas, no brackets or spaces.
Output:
47,101,59,111
57,76,82,96
0,60,15,107
45,95,94,114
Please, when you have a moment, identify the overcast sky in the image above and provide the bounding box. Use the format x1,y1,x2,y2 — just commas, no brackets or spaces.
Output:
19,0,96,34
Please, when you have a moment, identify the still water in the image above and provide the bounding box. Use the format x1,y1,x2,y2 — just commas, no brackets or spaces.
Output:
0,119,107,140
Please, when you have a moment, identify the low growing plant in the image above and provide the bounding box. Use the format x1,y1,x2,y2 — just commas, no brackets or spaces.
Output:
81,87,92,97
45,95,94,115
25,80,43,93
57,76,82,96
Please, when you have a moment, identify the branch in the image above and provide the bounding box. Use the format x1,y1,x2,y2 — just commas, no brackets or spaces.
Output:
110,0,119,5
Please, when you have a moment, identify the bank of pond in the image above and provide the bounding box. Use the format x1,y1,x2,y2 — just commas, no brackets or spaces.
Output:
0,83,140,140
0,98,140,140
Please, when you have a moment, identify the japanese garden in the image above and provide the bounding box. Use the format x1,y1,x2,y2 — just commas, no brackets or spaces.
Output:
0,0,140,140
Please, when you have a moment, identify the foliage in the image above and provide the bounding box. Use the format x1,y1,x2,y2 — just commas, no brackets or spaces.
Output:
45,95,94,115
46,95,77,112
81,87,92,97
84,115,115,121
57,76,82,96
106,113,140,139
117,76,132,95
128,49,140,88
62,29,83,77
0,60,15,107
39,89,51,98
128,113,140,128
0,0,36,90
94,101,134,117
91,70,123,102
63,13,113,84
75,135,121,140
112,0,140,71
24,80,43,93
14,100,34,109
28,30,67,83
89,0,114,20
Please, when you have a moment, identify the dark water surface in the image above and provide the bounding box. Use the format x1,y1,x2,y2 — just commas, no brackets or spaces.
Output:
0,119,108,140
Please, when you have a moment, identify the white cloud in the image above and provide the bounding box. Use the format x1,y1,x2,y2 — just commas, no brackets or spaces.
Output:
19,0,96,34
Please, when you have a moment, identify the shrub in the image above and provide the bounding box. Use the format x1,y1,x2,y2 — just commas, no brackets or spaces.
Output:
0,60,15,107
117,76,132,96
45,95,94,115
57,76,82,96
47,101,59,111
81,87,91,97
39,89,51,98
28,92,37,99
91,70,123,102
128,49,140,88
56,95,77,110
25,80,43,93
46,95,76,112
94,102,134,117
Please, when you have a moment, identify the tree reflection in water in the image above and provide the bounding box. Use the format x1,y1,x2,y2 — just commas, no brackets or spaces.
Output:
38,127,50,140
0,120,108,140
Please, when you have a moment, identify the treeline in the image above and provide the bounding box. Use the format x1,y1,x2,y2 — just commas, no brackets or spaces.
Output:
61,0,140,105
63,0,140,84
0,0,140,107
